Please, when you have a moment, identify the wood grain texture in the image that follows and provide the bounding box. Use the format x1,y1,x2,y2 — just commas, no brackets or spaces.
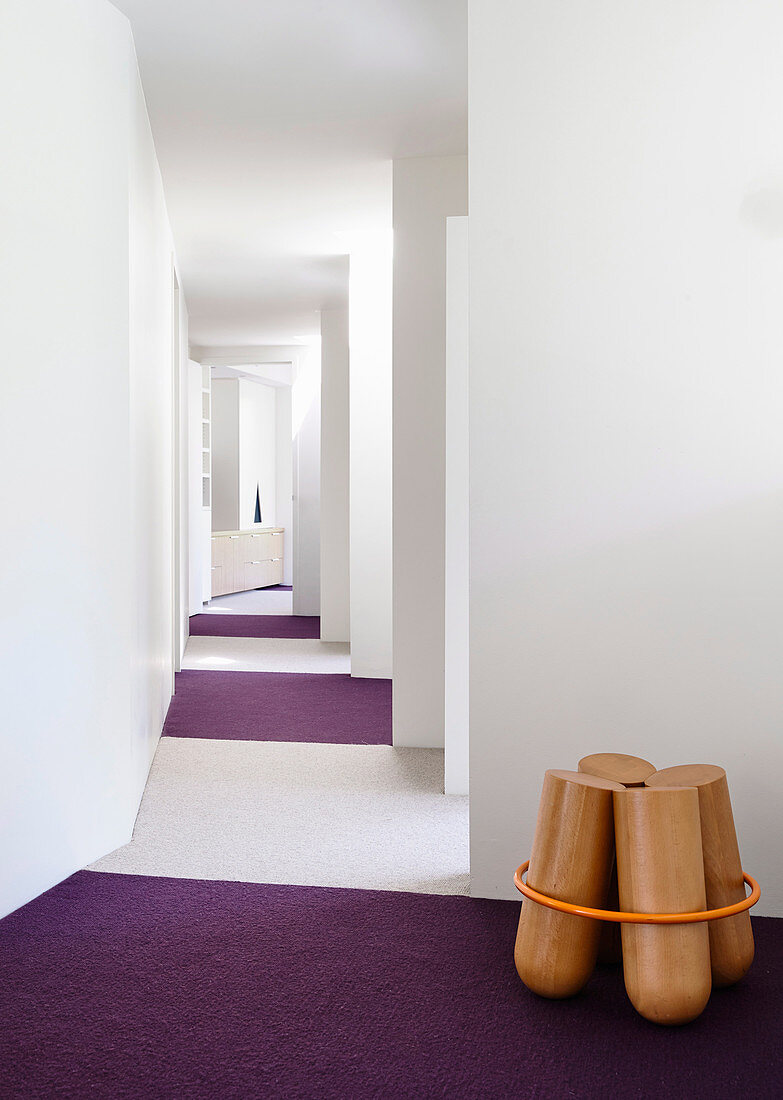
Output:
514,770,623,998
578,754,657,964
646,764,754,986
614,786,711,1025
579,753,656,787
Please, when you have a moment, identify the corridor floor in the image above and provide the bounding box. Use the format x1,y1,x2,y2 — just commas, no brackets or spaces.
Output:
3,610,781,1099
92,610,469,894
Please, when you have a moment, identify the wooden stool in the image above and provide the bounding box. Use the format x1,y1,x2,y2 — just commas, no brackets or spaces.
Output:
578,754,657,964
646,764,754,987
514,770,623,998
614,786,712,1025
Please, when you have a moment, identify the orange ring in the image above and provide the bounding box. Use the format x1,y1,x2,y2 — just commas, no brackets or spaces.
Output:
513,861,761,924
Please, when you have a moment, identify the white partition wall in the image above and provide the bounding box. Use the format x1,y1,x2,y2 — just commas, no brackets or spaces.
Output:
349,231,393,678
392,156,468,745
320,307,351,642
210,379,241,532
468,0,783,914
0,0,184,918
292,345,322,617
239,379,277,529
444,216,469,795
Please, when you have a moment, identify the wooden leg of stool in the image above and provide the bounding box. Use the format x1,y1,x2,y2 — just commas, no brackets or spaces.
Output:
579,753,656,963
596,862,622,966
514,769,623,998
614,786,712,1025
646,764,754,987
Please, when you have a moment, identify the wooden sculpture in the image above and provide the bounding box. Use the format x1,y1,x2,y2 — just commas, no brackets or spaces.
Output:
514,769,624,998
646,764,754,986
613,785,712,1025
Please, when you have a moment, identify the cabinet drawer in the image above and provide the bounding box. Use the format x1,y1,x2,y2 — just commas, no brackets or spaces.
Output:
247,531,283,561
242,559,278,590
211,564,228,598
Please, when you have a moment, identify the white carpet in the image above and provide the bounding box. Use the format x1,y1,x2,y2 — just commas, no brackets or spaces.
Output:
182,636,351,674
89,739,469,895
202,589,293,615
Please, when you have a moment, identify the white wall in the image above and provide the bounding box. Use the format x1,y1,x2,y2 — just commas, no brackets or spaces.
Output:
350,229,393,678
292,345,322,616
210,378,240,531
444,217,469,795
320,308,351,642
469,0,783,915
175,283,190,667
0,0,183,917
239,379,277,529
393,156,468,744
187,360,211,613
275,386,294,586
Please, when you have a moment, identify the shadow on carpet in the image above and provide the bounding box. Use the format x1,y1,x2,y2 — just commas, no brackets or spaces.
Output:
164,670,392,744
0,872,780,1100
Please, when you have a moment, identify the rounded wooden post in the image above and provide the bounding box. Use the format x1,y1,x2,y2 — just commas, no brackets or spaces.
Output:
514,770,623,998
579,752,656,787
646,764,754,987
578,753,656,964
614,786,712,1025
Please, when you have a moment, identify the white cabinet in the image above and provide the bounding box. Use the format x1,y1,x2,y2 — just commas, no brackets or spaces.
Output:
211,528,284,598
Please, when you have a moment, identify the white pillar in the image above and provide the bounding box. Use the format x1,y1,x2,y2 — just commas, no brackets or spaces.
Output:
320,307,351,642
392,155,468,745
349,230,393,678
444,216,469,794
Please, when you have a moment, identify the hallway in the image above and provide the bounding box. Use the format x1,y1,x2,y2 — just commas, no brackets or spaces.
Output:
4,1,783,1096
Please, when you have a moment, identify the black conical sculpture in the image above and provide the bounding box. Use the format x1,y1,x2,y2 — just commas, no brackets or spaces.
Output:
253,485,262,524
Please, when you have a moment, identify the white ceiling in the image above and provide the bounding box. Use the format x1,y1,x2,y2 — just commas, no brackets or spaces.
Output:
113,0,467,347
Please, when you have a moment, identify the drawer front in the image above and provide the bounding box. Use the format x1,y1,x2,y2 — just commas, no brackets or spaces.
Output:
211,536,231,570
211,564,228,598
248,531,283,561
243,559,282,590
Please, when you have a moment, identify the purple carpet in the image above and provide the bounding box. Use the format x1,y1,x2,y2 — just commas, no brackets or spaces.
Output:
0,872,780,1099
189,614,320,638
164,670,392,744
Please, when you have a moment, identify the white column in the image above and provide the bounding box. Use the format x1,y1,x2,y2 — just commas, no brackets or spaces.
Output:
349,229,393,678
444,216,469,794
469,0,783,912
392,156,468,745
320,307,351,642
292,345,321,616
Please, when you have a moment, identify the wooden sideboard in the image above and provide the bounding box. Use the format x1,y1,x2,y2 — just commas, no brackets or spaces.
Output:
211,528,284,597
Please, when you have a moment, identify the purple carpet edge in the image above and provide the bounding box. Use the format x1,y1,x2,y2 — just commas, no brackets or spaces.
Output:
189,613,320,638
164,669,392,744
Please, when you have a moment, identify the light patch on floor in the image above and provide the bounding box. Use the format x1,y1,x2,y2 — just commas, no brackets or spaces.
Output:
89,739,469,895
182,636,350,674
202,588,293,615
